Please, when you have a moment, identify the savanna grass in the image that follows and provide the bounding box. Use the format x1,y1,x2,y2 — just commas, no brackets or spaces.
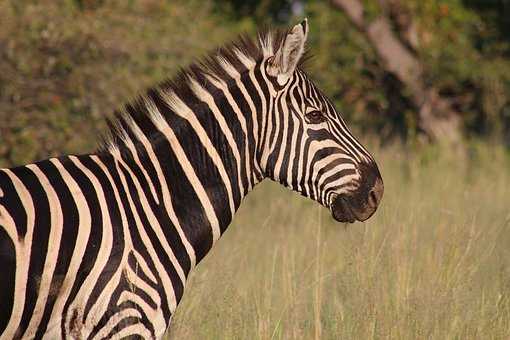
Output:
168,143,510,340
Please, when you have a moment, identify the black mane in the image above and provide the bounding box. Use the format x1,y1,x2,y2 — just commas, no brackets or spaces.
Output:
99,26,311,153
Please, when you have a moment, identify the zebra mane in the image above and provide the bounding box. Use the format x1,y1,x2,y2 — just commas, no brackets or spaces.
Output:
99,26,310,155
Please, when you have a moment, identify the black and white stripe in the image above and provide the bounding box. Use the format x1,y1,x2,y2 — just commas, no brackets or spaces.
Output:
0,19,382,339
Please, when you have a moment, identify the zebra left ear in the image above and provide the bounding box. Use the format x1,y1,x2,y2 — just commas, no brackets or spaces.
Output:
269,19,308,84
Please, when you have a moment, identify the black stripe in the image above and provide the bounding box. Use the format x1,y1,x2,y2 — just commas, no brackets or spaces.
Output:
127,251,159,292
183,78,245,212
79,155,126,319
254,64,271,157
148,91,214,262
266,92,286,179
12,165,50,338
33,159,79,339
291,119,304,189
117,161,184,308
0,223,15,335
0,169,28,238
278,103,296,184
87,157,162,340
318,169,357,194
59,155,104,332
124,101,193,275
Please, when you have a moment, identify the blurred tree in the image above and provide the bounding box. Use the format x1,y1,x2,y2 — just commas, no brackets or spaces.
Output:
0,0,243,167
74,0,105,11
2,0,510,168
308,0,510,145
331,0,462,144
463,0,510,51
215,0,304,24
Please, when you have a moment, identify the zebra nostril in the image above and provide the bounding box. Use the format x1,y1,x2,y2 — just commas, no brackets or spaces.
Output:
369,190,378,206
368,176,384,207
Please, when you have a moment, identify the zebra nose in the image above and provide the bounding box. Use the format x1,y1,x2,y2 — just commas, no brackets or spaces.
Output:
342,161,383,222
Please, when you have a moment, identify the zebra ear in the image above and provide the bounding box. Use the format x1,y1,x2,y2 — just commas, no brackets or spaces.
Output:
269,19,308,84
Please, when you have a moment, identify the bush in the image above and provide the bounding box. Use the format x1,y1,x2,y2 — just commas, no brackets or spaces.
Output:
1,0,510,167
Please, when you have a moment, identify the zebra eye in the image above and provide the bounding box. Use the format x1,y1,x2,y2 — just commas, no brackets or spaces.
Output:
305,110,326,124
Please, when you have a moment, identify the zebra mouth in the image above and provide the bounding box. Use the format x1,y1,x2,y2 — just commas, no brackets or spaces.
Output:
330,195,357,223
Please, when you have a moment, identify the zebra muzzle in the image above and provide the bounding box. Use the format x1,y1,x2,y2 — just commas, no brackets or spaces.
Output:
331,195,357,223
330,166,384,223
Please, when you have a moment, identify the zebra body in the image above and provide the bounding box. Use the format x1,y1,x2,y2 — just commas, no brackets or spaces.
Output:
0,20,383,339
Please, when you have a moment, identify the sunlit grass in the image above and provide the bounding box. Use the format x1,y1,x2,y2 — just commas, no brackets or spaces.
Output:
168,143,510,339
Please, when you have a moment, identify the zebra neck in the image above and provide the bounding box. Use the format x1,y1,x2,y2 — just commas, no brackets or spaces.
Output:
124,88,266,269
103,62,272,271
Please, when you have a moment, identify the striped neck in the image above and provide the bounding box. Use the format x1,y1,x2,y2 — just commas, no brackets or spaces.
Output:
97,30,292,274
104,63,269,269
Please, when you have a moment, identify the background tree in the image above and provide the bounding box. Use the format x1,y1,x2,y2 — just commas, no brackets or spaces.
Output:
331,0,462,144
1,0,510,167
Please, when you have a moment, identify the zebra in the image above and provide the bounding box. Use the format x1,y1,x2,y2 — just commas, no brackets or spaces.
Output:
0,19,383,339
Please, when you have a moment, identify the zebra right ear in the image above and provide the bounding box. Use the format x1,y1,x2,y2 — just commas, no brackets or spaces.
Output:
268,19,308,85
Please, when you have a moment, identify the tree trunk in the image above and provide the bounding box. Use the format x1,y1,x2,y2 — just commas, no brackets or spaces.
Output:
331,0,462,144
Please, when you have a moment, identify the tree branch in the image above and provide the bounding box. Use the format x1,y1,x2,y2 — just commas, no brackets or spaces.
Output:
331,0,461,143
331,0,365,28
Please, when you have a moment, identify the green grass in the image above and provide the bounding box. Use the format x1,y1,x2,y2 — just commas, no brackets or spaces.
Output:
167,143,510,339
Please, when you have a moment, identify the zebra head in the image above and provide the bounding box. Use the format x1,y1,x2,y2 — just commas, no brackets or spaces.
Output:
260,20,383,223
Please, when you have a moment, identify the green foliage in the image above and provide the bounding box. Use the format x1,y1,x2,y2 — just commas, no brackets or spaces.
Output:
305,1,413,140
0,0,242,167
299,0,510,142
1,0,510,168
412,0,510,137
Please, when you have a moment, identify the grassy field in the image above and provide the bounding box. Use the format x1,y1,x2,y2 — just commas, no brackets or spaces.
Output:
167,143,510,339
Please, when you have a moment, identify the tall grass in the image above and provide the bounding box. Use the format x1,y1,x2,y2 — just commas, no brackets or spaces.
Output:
168,143,510,339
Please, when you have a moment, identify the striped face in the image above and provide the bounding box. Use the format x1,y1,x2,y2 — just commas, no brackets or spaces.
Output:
262,20,383,223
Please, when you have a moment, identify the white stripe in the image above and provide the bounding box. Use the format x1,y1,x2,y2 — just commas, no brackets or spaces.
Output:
89,308,146,340
158,89,237,213
287,86,306,192
203,71,255,191
131,249,158,285
233,48,256,69
64,156,114,338
292,84,308,194
119,118,160,205
33,159,92,339
314,157,357,204
267,89,287,174
81,259,125,339
23,163,64,336
112,155,178,312
79,155,133,335
322,174,358,195
241,71,263,181
0,169,35,338
113,155,186,284
272,87,292,180
124,264,161,307
248,65,268,173
259,32,274,58
259,57,278,170
188,77,248,196
117,287,166,333
147,97,222,242
330,123,367,163
112,323,154,340
117,119,196,268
